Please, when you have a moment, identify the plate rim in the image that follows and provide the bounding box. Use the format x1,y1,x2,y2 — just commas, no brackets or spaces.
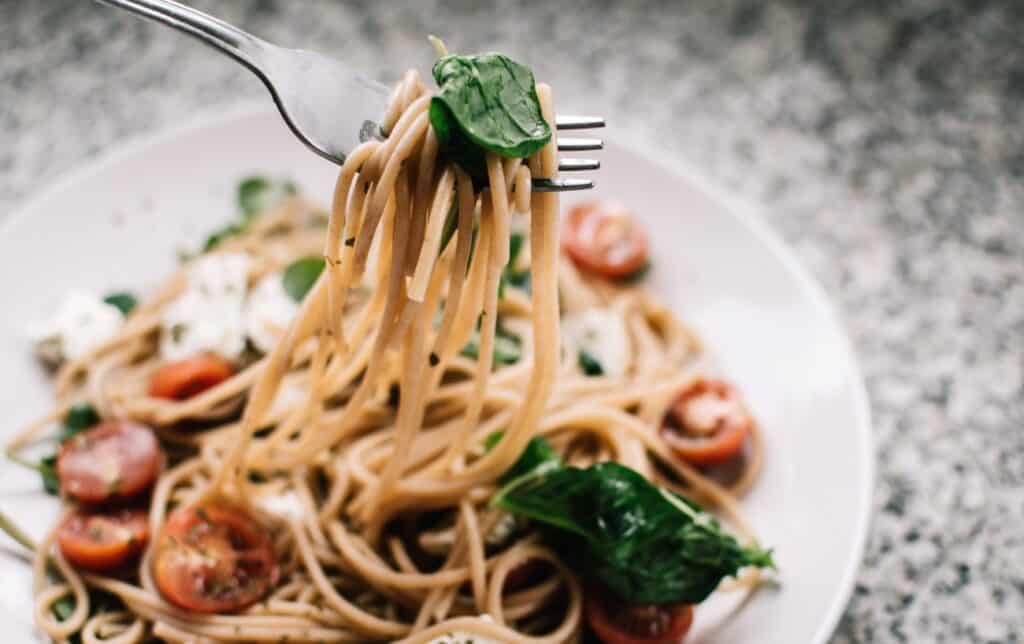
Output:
1,101,874,644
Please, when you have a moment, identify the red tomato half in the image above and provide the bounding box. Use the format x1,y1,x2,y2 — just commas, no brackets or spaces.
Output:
149,355,234,401
661,379,751,466
586,586,694,644
57,421,162,504
153,504,278,613
562,200,649,279
57,508,149,572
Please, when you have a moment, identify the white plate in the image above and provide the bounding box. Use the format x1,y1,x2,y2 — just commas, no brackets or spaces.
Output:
0,104,872,643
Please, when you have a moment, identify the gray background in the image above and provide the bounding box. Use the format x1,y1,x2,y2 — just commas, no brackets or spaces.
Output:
2,1,1022,641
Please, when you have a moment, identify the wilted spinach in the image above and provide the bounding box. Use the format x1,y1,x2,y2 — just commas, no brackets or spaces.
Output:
430,53,551,179
492,458,774,604
282,256,326,302
102,292,138,316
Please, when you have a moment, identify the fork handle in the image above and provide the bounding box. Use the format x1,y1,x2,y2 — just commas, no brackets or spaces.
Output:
96,0,267,70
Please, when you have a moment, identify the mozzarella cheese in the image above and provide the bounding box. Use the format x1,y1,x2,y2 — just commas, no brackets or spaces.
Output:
245,272,300,354
30,291,125,364
160,253,251,361
561,307,630,378
428,615,503,644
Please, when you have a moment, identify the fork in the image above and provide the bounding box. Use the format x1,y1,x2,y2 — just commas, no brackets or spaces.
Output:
95,0,603,192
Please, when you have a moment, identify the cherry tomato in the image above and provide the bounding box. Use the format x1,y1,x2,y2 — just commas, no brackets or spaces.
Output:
661,379,751,466
149,355,234,400
562,200,650,279
153,504,279,613
57,508,149,572
57,421,162,504
586,586,694,644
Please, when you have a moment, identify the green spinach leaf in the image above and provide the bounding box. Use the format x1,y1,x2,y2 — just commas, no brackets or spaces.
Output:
485,432,562,484
201,221,246,252
430,53,551,179
282,256,326,302
102,292,137,316
460,324,521,366
60,403,100,442
492,461,774,604
578,349,604,376
239,176,298,219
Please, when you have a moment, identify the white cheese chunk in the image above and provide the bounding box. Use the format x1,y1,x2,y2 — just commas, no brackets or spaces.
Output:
29,291,125,364
428,615,503,644
160,253,251,361
245,271,300,354
561,307,630,378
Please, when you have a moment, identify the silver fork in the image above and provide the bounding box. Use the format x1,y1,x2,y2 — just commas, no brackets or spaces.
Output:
95,0,603,192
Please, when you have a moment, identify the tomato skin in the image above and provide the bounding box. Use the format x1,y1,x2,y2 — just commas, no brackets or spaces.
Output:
149,355,234,400
57,421,162,504
57,508,149,572
586,586,694,644
562,200,650,279
153,505,278,614
661,379,751,466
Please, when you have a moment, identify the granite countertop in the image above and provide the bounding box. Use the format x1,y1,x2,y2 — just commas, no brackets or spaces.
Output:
2,0,1021,641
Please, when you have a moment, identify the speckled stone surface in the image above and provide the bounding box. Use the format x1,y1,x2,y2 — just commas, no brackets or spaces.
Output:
2,0,1022,641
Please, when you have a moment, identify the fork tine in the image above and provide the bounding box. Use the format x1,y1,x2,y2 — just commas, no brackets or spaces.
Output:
558,158,601,172
532,178,594,192
555,115,606,130
558,137,603,152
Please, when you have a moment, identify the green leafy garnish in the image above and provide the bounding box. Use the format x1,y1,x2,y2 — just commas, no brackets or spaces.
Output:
578,349,604,376
430,53,551,179
499,232,531,298
492,460,774,604
238,176,298,219
6,403,100,495
484,433,561,484
201,176,299,253
102,292,137,316
619,261,651,284
201,222,246,252
282,256,326,302
60,403,100,442
460,324,521,366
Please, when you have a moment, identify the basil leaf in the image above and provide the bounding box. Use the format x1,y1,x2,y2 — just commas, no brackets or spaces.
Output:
61,403,100,442
460,324,521,366
102,292,137,316
618,261,651,284
485,432,562,485
239,176,298,219
578,349,604,376
39,455,59,496
201,222,246,252
492,461,774,604
430,53,551,179
282,256,326,302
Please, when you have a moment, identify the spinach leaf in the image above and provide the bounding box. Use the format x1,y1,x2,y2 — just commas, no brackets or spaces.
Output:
460,324,521,366
7,403,99,495
102,292,137,316
578,349,604,376
485,432,561,484
238,176,298,219
618,261,651,284
430,53,551,179
39,455,59,495
282,256,326,302
498,232,531,298
492,461,774,604
60,403,100,442
201,222,246,252
201,176,298,253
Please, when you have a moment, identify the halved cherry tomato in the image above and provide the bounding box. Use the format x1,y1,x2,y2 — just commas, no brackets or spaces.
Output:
661,379,751,466
57,421,162,504
57,508,149,572
149,354,234,400
562,200,650,279
586,586,694,644
153,504,279,613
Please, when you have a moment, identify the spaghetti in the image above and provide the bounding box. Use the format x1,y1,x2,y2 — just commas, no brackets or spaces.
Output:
9,56,769,644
